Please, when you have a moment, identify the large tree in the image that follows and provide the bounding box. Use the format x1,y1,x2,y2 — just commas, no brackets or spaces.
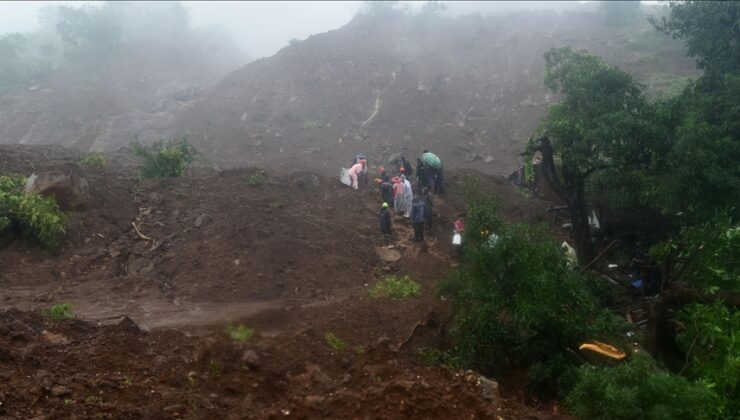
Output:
529,47,664,264
650,1,740,82
649,1,740,221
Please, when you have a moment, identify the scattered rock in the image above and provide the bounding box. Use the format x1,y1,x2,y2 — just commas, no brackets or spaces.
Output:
113,316,141,334
50,385,71,398
41,330,70,345
24,172,87,210
294,173,321,190
375,336,391,347
241,350,260,368
163,404,185,414
375,246,401,262
194,213,211,228
148,193,164,205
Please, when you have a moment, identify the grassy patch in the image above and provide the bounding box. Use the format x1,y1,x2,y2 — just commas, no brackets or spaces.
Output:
79,153,108,169
302,119,324,129
226,323,254,343
208,359,221,377
324,332,346,350
45,303,75,321
246,173,265,187
268,201,286,209
369,275,422,299
131,136,196,178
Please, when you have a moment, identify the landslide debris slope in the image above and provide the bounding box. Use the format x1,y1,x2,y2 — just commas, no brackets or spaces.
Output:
0,145,567,418
176,9,696,175
1,8,695,178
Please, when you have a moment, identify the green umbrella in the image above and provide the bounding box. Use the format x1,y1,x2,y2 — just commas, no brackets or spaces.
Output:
421,152,442,169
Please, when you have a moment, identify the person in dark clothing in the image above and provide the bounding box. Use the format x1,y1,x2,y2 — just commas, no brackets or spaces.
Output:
379,202,393,244
379,179,394,207
410,196,426,242
433,165,444,195
422,188,433,230
399,156,413,177
416,159,427,190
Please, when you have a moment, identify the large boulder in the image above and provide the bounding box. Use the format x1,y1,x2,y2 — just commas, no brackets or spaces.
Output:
24,172,88,210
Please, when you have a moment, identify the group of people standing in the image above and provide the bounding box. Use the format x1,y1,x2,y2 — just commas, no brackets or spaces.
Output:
345,151,465,258
376,154,436,243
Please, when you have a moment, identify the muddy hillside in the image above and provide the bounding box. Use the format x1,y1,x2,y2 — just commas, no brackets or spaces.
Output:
175,10,696,175
1,9,696,177
0,144,568,418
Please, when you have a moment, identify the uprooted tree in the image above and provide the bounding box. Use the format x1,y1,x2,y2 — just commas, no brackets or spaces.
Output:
527,47,664,265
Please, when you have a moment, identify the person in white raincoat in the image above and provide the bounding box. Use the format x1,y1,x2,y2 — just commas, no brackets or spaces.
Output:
402,175,413,218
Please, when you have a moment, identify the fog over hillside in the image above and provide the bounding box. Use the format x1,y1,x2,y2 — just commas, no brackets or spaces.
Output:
0,1,695,175
2,1,654,60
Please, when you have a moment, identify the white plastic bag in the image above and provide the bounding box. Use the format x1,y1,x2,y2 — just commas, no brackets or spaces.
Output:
452,232,462,245
339,168,351,186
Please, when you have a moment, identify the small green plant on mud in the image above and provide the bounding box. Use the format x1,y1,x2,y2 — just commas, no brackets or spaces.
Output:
324,332,346,351
302,119,323,129
268,201,286,209
369,275,421,299
79,153,107,169
85,394,103,404
0,174,66,248
45,303,75,321
226,323,254,343
417,346,463,369
131,136,196,178
208,359,221,377
418,347,445,367
354,345,365,355
246,173,265,187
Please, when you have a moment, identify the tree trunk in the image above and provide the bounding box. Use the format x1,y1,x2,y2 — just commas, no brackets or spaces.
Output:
530,136,593,265
568,181,594,265
645,283,740,371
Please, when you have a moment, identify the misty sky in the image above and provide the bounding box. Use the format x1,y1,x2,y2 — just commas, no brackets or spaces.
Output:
0,1,643,59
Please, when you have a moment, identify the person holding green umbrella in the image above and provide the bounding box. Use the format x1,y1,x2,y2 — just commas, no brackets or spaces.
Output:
421,150,444,195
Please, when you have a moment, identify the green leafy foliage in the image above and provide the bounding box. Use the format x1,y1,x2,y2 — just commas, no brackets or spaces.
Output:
565,352,718,420
460,176,502,249
131,136,196,178
654,75,740,220
440,187,625,392
540,47,663,177
530,46,665,263
652,214,739,292
644,2,740,221
650,1,740,79
0,174,66,248
208,359,221,377
225,323,254,343
46,303,75,321
324,332,346,351
676,303,740,417
79,152,108,169
246,173,265,187
368,275,421,299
